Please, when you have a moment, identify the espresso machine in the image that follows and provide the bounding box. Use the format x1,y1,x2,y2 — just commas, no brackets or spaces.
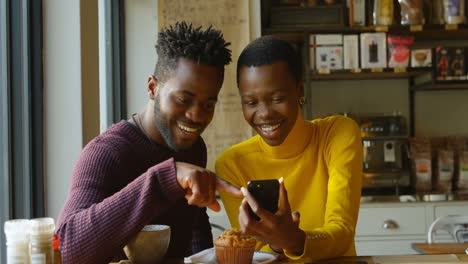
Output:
352,113,411,195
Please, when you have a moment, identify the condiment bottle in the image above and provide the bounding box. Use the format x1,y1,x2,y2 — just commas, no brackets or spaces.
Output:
29,218,55,264
53,234,61,264
4,219,31,264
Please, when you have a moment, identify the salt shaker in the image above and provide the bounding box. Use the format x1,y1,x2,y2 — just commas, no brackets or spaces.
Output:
4,219,31,264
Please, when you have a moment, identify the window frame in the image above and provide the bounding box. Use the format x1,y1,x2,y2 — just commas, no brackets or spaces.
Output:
0,0,44,261
99,0,127,131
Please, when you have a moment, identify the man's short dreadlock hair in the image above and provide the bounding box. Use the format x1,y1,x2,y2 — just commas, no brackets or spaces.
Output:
236,35,302,86
154,21,232,83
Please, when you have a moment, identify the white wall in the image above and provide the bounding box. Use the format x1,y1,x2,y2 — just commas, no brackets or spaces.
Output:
43,0,83,219
125,0,158,116
415,91,468,136
309,80,468,137
310,79,410,118
124,0,261,117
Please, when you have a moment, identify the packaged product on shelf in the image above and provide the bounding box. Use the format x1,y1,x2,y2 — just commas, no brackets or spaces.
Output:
398,0,425,25
449,47,466,80
343,35,359,69
309,34,316,71
411,48,432,67
353,0,366,25
315,34,343,71
410,138,432,193
435,46,451,80
457,151,468,190
446,136,466,191
430,136,447,158
387,35,414,68
413,152,433,192
372,0,394,25
430,0,445,24
366,0,375,25
443,0,466,24
360,32,387,69
436,150,454,193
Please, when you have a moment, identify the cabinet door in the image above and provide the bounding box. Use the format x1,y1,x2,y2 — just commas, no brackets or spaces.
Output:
357,207,427,236
432,204,468,242
434,205,468,218
356,239,424,256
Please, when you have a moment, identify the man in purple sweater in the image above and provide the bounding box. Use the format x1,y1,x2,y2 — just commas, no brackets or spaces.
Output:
56,22,240,263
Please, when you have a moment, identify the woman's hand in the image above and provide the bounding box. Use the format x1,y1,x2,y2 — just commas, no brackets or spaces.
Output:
239,178,306,255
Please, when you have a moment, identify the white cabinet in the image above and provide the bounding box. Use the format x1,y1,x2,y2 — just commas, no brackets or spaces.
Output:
208,198,231,239
356,239,425,255
434,204,468,218
355,200,468,256
356,207,427,236
209,198,468,254
431,204,468,243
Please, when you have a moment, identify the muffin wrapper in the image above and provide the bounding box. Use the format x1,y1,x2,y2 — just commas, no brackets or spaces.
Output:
215,245,255,264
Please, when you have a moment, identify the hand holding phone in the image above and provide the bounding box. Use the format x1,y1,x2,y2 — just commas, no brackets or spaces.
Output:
247,179,279,221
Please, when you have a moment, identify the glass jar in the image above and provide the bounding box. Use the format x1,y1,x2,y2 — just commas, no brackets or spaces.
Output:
4,219,31,264
29,218,55,264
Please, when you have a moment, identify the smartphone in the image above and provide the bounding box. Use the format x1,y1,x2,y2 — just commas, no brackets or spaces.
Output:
247,179,279,221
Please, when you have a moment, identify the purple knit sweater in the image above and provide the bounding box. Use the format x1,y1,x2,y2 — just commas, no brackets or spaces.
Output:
56,121,214,263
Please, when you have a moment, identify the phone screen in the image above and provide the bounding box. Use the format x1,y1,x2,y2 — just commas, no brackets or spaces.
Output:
247,179,279,221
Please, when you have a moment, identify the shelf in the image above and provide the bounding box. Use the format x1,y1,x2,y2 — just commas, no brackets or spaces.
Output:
309,69,428,81
263,1,468,142
362,136,409,140
263,24,468,40
308,69,468,90
264,25,363,34
267,3,347,30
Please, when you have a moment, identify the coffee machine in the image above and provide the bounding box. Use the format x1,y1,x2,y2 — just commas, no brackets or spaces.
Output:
352,113,411,195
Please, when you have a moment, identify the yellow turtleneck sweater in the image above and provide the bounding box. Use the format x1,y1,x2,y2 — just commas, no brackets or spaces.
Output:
215,114,362,261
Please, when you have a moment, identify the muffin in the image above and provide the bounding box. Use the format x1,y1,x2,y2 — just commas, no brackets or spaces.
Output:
214,228,256,264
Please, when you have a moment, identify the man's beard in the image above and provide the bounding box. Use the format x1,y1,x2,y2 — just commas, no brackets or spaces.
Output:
153,94,182,151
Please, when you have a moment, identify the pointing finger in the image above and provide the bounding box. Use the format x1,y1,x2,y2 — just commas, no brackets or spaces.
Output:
216,176,242,197
207,199,221,212
207,173,220,211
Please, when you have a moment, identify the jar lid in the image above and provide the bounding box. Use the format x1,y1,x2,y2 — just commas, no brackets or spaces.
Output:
4,219,30,240
30,217,55,235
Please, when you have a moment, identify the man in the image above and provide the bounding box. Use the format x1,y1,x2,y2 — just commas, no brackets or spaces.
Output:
56,22,240,263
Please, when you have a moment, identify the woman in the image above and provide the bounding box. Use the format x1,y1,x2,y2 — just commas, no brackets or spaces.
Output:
215,36,363,261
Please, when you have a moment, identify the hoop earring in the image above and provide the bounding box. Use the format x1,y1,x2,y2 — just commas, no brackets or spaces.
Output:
299,96,306,106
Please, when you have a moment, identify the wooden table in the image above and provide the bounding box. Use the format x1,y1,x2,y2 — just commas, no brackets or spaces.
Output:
412,243,468,254
313,254,468,263
125,255,468,263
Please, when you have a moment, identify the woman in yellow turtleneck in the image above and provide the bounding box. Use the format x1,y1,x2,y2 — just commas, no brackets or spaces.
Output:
215,36,363,262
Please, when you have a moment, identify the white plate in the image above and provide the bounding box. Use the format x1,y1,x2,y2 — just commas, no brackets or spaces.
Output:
252,251,277,264
184,247,277,264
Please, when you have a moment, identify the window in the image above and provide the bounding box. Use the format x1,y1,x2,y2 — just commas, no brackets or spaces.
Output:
0,0,44,261
100,0,127,130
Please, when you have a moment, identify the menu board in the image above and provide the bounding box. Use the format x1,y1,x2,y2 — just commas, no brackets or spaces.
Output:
158,0,254,170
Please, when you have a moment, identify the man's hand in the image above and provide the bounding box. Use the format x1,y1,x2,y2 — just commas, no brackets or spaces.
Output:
175,162,242,211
